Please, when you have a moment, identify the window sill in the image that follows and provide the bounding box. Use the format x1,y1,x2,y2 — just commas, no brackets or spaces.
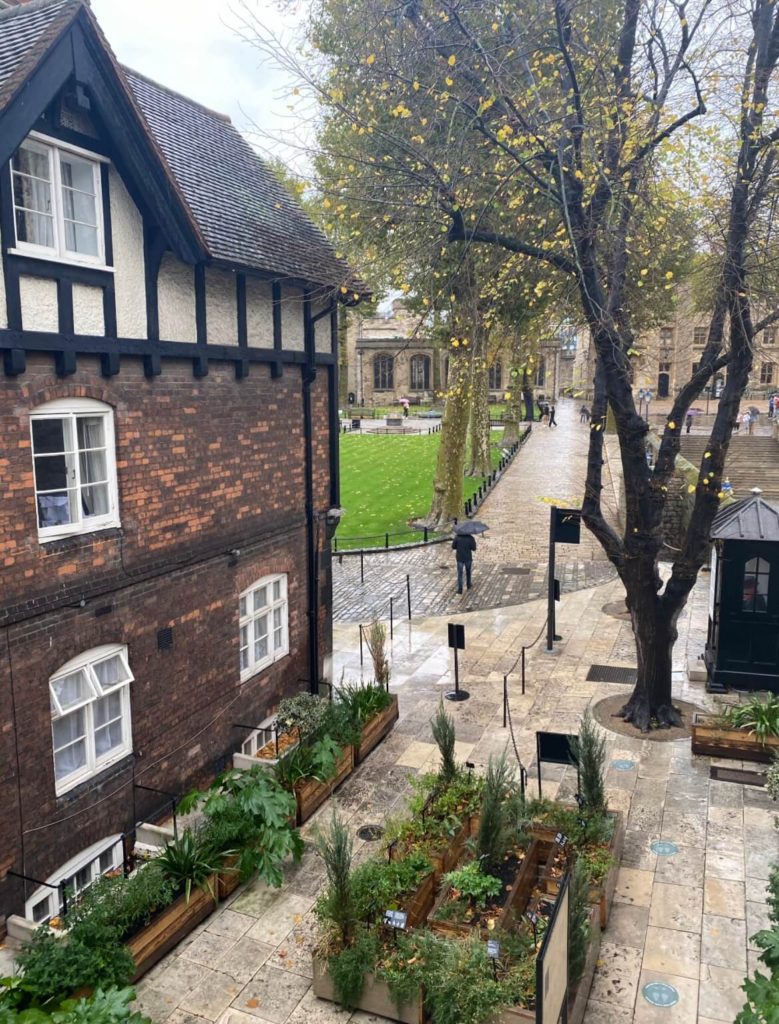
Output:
39,518,121,545
8,249,114,274
240,649,290,685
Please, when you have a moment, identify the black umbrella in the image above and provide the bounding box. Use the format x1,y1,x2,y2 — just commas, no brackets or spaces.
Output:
749,406,760,416
454,521,489,535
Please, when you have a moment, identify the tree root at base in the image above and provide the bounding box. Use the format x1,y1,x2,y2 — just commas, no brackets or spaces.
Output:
612,698,683,733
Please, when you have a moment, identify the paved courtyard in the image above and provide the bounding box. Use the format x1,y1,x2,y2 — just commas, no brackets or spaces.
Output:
131,563,776,1024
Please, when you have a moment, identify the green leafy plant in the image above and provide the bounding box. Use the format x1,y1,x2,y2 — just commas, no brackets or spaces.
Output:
156,829,221,903
64,860,175,941
315,812,356,948
736,861,779,1023
348,851,432,923
327,931,380,1010
579,845,614,887
181,765,302,888
431,703,457,784
275,735,344,788
11,924,135,1009
335,680,392,727
0,985,150,1024
275,692,330,739
441,861,502,908
723,695,779,743
572,710,607,814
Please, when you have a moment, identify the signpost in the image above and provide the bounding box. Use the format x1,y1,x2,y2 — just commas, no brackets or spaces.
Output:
547,507,581,651
536,731,579,798
446,622,469,702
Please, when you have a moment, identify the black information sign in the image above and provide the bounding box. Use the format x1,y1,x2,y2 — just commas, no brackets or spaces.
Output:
536,731,579,799
553,508,581,545
447,623,465,650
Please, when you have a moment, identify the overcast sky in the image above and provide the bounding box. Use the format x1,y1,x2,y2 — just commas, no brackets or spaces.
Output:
90,0,302,162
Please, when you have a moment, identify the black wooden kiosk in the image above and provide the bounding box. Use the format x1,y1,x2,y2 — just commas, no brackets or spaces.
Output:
704,488,779,694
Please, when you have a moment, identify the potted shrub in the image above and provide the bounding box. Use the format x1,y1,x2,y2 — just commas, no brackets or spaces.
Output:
691,694,779,762
0,983,151,1024
275,734,354,824
178,763,303,897
336,680,398,764
233,693,332,770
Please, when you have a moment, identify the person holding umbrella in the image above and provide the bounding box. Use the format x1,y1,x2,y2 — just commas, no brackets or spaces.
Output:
400,397,410,418
452,520,488,593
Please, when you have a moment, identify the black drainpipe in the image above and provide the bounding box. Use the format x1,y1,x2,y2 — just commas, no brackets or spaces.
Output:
302,292,318,695
304,297,339,695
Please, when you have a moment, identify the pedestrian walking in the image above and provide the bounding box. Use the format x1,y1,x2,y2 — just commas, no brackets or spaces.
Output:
741,410,752,433
749,409,758,435
580,405,590,423
768,396,774,419
685,413,693,434
452,532,476,594
548,404,557,427
541,402,550,425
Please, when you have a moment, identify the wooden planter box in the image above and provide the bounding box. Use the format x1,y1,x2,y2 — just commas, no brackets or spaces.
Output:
354,694,399,764
429,838,553,940
295,747,354,824
691,713,779,763
530,809,625,928
216,855,242,900
313,954,423,1024
126,876,217,981
404,870,437,929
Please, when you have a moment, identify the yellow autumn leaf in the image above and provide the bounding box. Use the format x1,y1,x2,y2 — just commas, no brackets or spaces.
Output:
366,53,376,65
448,54,456,66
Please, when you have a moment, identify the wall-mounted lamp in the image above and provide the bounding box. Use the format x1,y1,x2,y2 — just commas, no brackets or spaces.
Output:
326,507,345,526
228,548,241,567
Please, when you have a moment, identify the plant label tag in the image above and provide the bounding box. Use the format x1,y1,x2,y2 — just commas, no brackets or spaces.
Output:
487,940,501,959
525,911,538,926
384,910,408,930
554,832,569,847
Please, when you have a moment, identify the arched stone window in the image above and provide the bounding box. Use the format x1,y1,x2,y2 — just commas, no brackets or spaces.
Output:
410,354,430,390
534,358,546,387
373,354,394,390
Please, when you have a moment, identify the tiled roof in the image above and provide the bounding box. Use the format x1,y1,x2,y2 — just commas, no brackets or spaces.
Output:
0,0,78,109
124,69,356,290
711,490,779,541
0,0,357,291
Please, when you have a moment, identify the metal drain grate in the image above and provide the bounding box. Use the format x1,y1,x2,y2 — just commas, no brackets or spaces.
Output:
502,567,531,575
710,766,766,787
357,824,386,841
585,664,638,684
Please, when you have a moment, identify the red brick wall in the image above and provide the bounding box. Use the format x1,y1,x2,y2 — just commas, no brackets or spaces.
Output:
0,354,335,921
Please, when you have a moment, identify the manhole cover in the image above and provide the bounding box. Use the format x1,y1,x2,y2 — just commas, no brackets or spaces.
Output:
612,759,636,772
502,567,531,575
650,840,679,856
357,825,385,842
642,982,679,1007
602,601,631,621
586,664,638,684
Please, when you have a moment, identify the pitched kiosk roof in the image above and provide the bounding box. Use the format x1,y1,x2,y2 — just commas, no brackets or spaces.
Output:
0,0,357,291
711,489,779,542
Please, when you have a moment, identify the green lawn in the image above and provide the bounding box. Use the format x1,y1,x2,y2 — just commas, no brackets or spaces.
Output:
337,431,503,548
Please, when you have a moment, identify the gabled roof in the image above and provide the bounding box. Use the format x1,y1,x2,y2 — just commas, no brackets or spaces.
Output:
0,0,357,291
711,489,779,541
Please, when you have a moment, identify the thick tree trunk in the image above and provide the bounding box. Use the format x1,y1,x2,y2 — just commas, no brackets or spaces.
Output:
522,369,535,423
467,356,490,475
618,567,682,730
428,346,471,527
502,385,523,443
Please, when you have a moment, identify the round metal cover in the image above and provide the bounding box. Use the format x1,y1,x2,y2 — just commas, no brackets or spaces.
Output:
642,982,679,1007
612,759,637,772
650,840,679,857
357,824,385,841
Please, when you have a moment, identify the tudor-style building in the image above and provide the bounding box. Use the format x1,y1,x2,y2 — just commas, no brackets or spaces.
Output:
0,0,356,926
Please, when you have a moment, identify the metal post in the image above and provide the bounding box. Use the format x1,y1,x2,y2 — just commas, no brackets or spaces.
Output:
360,549,364,585
503,674,508,728
390,597,394,639
359,624,364,667
406,574,411,619
424,526,428,542
60,881,69,919
385,532,389,549
521,647,526,695
334,537,338,554
547,506,556,652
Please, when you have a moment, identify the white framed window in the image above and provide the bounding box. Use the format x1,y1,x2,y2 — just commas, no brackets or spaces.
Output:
11,135,105,266
50,645,133,796
30,397,120,541
25,835,124,925
239,574,289,681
